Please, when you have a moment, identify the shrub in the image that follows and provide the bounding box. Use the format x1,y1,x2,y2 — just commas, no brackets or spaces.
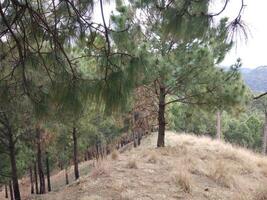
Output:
111,150,119,160
90,161,110,179
147,152,157,164
127,159,138,169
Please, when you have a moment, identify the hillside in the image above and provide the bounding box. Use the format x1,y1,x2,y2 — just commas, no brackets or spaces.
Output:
240,66,267,92
3,131,267,200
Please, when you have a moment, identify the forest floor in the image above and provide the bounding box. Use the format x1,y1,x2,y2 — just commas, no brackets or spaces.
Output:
2,131,267,200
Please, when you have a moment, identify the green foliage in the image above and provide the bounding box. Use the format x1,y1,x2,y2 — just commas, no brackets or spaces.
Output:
168,103,216,136
224,113,263,151
0,0,254,191
169,102,264,152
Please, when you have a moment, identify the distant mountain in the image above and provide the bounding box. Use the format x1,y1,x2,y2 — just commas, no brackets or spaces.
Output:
240,66,267,92
239,68,253,74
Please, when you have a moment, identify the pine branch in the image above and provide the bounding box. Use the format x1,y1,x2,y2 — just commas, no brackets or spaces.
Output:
254,92,267,100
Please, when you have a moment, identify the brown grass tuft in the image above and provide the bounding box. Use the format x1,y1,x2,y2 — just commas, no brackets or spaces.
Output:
147,152,157,164
90,161,110,179
174,170,192,193
209,160,235,188
111,150,119,160
257,159,267,168
126,159,138,169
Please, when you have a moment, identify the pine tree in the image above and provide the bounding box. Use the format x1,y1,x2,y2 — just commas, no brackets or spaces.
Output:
109,1,248,147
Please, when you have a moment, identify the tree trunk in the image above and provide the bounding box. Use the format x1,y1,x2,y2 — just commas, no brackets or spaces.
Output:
137,129,142,146
30,166,34,194
36,127,45,194
45,152,51,192
262,113,267,154
34,161,38,194
65,168,69,185
133,132,137,148
5,184,8,198
8,129,21,200
157,87,166,147
95,144,99,160
216,110,222,140
72,127,79,180
9,181,14,200
84,152,88,161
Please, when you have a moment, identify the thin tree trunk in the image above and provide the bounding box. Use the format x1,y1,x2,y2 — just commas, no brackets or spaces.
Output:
29,166,34,194
157,87,166,147
87,149,92,160
65,168,69,185
216,110,222,139
72,127,79,180
5,184,8,198
9,181,14,200
36,127,45,194
137,129,142,146
34,161,38,194
84,152,87,161
133,132,137,148
8,129,21,200
45,152,51,192
262,113,267,154
95,144,99,160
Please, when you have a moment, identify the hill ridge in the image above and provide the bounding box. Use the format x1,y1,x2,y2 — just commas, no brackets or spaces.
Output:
4,132,267,200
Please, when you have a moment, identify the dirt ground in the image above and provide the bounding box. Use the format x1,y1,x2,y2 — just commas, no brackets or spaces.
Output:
2,131,267,200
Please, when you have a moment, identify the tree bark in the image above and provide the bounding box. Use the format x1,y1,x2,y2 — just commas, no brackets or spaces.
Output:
262,113,267,154
84,152,88,161
137,129,142,146
65,168,69,185
36,127,45,194
5,184,8,198
72,127,79,180
45,152,51,192
8,129,21,200
34,161,38,194
157,87,166,147
216,110,222,140
9,181,14,200
133,132,137,148
29,166,34,194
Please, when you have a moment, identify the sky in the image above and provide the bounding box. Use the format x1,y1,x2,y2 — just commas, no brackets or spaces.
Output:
214,0,267,68
95,0,266,69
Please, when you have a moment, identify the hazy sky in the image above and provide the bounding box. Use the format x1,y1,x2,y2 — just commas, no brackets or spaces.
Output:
95,0,266,68
215,0,267,68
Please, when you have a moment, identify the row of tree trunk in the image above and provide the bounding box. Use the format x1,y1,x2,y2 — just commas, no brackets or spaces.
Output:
4,181,14,200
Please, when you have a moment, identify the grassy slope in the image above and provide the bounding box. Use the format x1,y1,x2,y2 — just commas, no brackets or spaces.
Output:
2,131,267,200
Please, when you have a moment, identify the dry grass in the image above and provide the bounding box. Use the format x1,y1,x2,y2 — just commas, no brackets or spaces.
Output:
7,131,267,200
257,158,267,168
188,158,209,177
257,159,267,177
147,152,158,164
209,160,235,188
126,159,138,169
261,167,267,177
232,190,250,200
173,170,192,193
111,150,119,160
253,186,267,200
90,161,110,179
120,190,135,200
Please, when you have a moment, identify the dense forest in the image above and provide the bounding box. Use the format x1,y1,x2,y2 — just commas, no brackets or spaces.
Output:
0,0,266,200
